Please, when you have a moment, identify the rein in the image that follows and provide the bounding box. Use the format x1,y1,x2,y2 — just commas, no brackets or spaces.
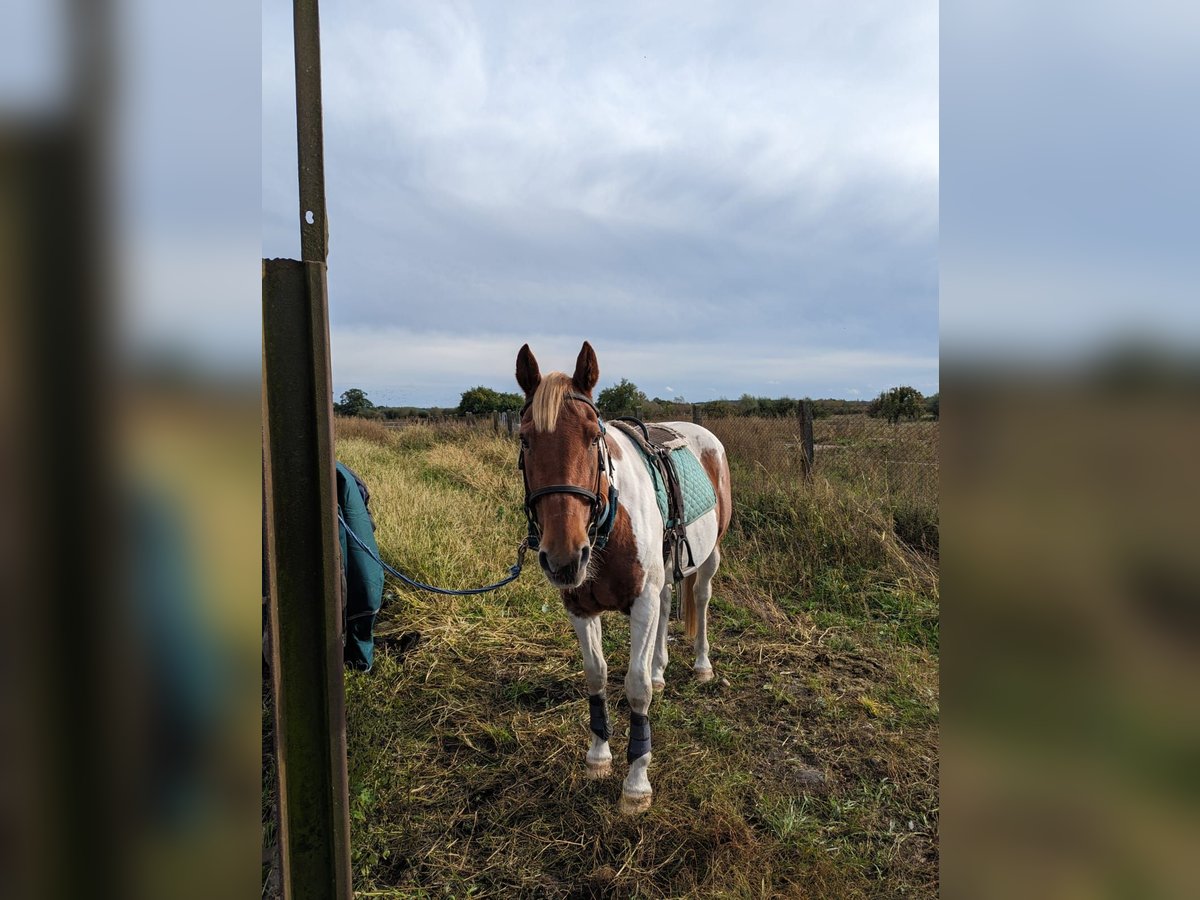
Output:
339,509,529,596
334,391,614,597
518,392,619,553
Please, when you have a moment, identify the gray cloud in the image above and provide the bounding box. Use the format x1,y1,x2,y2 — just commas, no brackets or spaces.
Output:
263,1,938,405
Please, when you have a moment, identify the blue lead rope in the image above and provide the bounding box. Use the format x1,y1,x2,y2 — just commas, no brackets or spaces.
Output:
338,510,528,596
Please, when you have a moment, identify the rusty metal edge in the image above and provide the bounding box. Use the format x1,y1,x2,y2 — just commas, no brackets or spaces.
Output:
306,258,352,900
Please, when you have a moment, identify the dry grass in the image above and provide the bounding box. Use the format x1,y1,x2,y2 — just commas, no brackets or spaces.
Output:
265,418,939,898
706,415,939,558
334,415,403,445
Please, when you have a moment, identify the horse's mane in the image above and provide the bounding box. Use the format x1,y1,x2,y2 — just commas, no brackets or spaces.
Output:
531,372,574,433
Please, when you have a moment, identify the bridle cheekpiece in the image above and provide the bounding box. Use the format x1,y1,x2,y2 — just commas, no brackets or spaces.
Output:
518,392,619,553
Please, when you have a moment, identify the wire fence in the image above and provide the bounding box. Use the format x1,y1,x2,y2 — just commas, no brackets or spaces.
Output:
381,406,938,515
701,411,939,556
707,413,938,511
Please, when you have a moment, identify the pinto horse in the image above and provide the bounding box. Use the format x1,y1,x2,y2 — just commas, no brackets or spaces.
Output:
515,341,732,814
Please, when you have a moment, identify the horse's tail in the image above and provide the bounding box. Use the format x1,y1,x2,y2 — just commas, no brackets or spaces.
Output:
682,572,699,641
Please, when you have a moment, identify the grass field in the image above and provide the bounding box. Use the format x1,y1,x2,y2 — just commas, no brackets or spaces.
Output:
264,415,939,898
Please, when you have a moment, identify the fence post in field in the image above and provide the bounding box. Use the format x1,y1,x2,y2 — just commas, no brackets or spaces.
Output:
692,404,701,425
799,400,815,479
492,411,500,432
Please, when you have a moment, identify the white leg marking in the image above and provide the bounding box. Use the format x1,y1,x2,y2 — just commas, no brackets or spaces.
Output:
621,584,661,813
650,582,673,691
693,546,720,680
570,613,612,776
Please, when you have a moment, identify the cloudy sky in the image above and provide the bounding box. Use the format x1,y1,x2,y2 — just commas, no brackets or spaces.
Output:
263,1,938,407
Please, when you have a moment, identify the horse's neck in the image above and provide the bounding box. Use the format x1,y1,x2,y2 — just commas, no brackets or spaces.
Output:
607,430,639,495
608,431,659,535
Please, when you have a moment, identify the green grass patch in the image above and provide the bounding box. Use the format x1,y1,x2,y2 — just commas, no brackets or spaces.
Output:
263,420,939,898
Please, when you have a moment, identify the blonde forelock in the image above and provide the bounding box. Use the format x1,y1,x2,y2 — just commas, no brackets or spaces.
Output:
531,372,573,433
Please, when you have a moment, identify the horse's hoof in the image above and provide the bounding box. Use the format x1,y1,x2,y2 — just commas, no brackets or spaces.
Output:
619,791,653,815
585,759,612,779
694,667,714,683
652,679,666,693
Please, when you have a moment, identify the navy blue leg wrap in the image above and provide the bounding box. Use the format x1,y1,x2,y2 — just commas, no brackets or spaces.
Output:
588,693,610,741
627,712,651,763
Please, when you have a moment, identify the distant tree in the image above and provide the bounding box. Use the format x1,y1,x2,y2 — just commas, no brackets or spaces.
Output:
868,386,925,425
597,379,648,417
811,397,870,418
334,388,375,417
926,393,939,420
458,386,523,415
737,393,759,416
761,397,797,417
701,398,736,418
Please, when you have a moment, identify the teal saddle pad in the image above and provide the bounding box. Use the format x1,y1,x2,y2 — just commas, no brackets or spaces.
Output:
642,444,717,528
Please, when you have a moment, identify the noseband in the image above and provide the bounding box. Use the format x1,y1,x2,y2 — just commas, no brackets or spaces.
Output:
518,392,618,553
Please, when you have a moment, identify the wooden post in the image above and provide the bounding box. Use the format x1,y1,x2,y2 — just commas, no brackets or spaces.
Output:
798,400,815,478
692,404,701,425
492,411,500,432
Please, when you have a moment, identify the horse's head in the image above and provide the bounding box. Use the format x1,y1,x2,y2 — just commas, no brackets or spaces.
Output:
516,341,606,590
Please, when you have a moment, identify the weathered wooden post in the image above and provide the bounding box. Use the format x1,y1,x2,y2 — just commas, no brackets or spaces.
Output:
692,404,701,425
798,400,815,478
492,411,500,432
262,2,352,899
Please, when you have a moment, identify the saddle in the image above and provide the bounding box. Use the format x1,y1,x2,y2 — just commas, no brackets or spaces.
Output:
608,418,712,583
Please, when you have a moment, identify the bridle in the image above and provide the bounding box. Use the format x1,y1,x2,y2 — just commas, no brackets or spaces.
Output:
518,392,618,553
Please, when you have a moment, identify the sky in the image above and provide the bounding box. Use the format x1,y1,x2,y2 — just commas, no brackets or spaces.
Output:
262,1,939,407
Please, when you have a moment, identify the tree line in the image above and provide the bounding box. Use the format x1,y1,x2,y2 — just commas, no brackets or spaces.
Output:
334,381,938,423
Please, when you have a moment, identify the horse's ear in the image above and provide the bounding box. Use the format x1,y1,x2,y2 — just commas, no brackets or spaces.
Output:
572,341,599,395
516,344,541,397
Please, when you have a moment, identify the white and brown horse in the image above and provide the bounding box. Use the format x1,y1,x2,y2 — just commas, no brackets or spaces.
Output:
515,341,732,813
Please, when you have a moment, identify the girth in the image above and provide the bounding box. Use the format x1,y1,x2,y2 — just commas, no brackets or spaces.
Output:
518,392,618,553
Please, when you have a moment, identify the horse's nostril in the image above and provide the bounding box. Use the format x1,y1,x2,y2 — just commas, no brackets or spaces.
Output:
579,545,591,567
540,549,587,580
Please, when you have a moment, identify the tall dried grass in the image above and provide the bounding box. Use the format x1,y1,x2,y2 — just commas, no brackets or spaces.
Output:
706,415,939,558
268,418,942,897
333,414,398,445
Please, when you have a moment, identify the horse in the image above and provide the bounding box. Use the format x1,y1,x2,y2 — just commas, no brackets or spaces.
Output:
514,341,732,814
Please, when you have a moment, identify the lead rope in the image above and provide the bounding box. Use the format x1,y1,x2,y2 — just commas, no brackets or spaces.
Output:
339,510,528,596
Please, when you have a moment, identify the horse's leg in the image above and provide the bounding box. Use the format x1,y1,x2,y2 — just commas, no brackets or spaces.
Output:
621,583,662,814
570,612,612,778
692,546,721,682
650,582,673,692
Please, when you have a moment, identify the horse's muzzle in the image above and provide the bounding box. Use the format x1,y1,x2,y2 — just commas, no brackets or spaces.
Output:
539,544,590,588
